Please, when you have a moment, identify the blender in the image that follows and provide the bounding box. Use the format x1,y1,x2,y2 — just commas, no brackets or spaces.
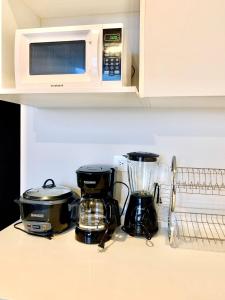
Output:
122,152,159,239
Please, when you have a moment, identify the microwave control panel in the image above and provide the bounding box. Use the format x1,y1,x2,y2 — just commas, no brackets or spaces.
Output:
102,28,122,81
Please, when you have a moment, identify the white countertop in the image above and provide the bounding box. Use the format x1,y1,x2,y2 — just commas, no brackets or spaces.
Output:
0,225,225,300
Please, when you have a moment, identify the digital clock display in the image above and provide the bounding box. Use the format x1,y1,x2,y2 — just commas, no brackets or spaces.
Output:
104,33,120,42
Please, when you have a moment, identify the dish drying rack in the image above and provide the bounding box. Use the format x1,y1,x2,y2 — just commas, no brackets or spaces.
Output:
168,156,225,251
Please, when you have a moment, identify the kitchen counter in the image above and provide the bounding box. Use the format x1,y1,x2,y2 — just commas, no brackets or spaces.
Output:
0,225,225,300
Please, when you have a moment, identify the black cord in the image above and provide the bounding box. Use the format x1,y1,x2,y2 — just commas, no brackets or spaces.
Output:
131,65,136,79
113,181,130,217
14,221,53,240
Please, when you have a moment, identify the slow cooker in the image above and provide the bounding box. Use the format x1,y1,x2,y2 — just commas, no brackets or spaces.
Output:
16,179,78,237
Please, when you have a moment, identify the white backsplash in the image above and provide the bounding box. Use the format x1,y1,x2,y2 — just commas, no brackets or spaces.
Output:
21,105,225,213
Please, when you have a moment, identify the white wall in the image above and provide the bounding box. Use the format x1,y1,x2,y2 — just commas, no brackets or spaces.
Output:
21,106,225,193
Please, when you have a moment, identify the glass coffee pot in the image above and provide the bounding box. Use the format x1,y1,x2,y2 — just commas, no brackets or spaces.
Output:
122,152,160,239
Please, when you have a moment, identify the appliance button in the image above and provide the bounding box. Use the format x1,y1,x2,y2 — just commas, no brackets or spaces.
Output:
105,66,109,71
115,66,120,70
114,70,120,75
109,66,114,71
104,53,110,57
32,225,41,229
109,71,114,76
104,71,109,75
116,58,120,62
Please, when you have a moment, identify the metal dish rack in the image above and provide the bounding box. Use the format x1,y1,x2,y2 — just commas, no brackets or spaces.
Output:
168,156,225,251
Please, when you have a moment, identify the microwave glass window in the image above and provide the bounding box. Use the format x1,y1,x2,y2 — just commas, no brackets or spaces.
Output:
29,41,86,75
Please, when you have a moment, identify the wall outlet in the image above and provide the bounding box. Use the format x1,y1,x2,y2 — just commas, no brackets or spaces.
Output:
113,155,127,172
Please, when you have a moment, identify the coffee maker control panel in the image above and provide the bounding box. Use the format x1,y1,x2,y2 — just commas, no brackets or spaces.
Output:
102,28,122,81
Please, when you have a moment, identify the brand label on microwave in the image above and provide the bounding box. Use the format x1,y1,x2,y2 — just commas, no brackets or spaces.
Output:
84,181,96,184
31,213,44,218
50,84,64,88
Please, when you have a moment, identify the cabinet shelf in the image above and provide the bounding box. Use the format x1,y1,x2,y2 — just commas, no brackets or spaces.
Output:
0,86,141,107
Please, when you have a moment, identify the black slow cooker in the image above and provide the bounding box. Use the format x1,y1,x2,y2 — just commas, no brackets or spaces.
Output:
16,179,78,237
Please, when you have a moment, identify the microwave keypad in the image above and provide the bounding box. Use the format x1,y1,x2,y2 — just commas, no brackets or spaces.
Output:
102,29,122,81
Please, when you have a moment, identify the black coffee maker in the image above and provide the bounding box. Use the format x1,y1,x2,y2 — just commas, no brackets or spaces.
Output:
75,165,120,248
122,152,159,240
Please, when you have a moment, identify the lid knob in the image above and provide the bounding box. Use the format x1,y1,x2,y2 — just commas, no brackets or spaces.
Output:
42,179,56,189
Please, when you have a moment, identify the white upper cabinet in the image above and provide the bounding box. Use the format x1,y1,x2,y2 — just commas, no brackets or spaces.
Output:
0,0,140,107
0,0,40,89
139,0,225,97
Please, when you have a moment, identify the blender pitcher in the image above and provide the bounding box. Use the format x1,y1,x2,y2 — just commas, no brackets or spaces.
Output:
122,152,160,239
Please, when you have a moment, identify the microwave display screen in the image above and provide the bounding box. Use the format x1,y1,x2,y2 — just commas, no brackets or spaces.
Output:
29,40,86,75
104,33,121,42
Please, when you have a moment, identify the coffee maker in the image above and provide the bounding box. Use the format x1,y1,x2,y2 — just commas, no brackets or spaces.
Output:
75,165,120,248
122,152,159,240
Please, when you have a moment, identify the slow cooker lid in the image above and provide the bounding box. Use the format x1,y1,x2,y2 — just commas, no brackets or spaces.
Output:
23,179,73,201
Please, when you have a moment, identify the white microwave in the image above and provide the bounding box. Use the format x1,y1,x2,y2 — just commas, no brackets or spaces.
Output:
15,24,131,90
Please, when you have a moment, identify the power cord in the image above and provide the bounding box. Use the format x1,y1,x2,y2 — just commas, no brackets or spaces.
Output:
131,65,136,79
113,181,130,217
14,221,53,240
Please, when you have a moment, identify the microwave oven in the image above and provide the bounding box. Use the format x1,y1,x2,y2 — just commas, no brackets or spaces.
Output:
15,24,131,90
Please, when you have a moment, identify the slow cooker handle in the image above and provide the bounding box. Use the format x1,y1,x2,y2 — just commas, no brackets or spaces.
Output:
14,198,20,204
42,179,56,189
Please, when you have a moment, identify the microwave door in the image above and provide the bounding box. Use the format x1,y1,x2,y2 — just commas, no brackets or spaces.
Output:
15,25,102,89
29,41,86,76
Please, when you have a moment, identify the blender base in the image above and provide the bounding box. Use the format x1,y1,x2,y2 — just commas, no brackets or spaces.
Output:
121,225,158,240
123,193,158,240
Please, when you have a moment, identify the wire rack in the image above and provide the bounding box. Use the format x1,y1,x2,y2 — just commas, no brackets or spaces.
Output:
168,156,225,251
176,167,225,195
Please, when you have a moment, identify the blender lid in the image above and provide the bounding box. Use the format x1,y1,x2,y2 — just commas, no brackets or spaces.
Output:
76,164,113,174
126,152,159,162
23,179,73,201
